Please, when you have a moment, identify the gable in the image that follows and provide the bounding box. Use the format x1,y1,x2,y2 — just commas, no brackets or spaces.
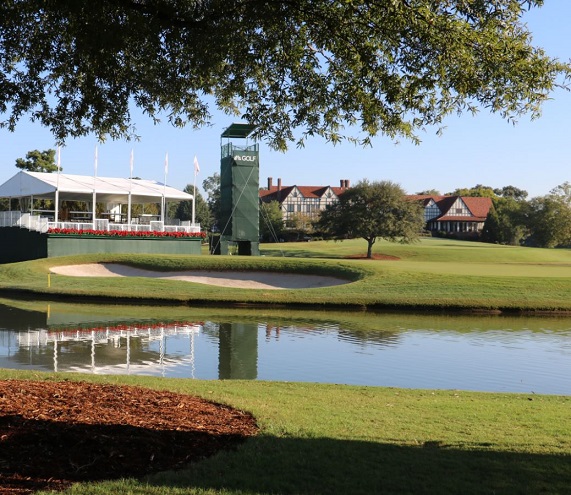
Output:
436,196,492,221
424,198,441,221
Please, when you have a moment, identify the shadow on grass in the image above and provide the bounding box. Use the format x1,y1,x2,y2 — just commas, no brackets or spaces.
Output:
148,435,571,495
260,248,344,259
261,249,326,258
0,414,248,494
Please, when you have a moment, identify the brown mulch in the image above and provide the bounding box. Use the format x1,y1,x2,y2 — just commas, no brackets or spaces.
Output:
0,380,258,495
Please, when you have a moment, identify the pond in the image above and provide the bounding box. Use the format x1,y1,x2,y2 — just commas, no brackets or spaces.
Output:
1,299,570,395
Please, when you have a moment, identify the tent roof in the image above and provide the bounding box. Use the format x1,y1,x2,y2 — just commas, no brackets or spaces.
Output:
0,171,192,204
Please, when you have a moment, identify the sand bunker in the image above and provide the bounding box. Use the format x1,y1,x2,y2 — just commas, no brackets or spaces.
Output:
50,263,349,290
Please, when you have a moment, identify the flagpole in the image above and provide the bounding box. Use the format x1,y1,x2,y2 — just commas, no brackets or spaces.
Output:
128,149,134,226
192,155,200,226
162,152,168,224
54,147,61,224
92,145,98,228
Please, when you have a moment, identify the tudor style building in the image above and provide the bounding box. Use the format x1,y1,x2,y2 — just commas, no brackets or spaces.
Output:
259,177,350,223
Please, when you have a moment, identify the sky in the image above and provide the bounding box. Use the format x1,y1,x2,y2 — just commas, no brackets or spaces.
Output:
0,2,570,199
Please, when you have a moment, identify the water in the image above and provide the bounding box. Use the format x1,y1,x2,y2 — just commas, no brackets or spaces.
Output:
1,299,570,395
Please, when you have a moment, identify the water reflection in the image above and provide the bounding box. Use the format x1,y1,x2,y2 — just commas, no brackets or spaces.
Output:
1,298,571,394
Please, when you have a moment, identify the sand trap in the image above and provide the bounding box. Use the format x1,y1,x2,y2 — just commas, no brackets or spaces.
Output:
50,263,349,290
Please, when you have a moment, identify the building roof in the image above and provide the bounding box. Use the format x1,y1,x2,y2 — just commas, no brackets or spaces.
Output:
260,184,347,202
462,197,494,219
0,171,192,204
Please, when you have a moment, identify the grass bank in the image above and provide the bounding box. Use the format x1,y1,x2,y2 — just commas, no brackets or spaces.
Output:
0,238,570,312
0,370,567,495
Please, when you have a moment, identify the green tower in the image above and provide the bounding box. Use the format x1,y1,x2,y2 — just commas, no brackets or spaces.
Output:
215,123,260,256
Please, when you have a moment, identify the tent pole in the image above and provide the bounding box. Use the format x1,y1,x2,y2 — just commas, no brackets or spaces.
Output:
128,192,132,226
55,147,61,224
54,189,59,224
92,145,97,229
92,191,96,228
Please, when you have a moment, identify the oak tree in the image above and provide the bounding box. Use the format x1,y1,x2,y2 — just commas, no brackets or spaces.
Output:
317,180,424,258
0,1,569,150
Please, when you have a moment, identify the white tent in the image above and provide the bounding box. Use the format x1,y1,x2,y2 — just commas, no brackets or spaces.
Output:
0,171,196,231
0,171,192,204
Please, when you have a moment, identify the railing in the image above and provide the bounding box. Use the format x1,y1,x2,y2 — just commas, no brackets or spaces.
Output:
0,211,201,234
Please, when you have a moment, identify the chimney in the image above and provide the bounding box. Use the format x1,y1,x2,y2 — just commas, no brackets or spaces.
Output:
268,177,273,189
340,180,344,188
345,179,350,188
277,178,282,201
277,178,282,190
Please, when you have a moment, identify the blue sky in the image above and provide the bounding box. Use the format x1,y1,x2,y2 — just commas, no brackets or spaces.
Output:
1,2,570,199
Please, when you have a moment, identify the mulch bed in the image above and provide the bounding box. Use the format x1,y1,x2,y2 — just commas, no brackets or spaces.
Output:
0,380,258,495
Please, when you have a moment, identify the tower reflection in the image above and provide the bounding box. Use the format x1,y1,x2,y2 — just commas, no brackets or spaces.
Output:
218,323,258,380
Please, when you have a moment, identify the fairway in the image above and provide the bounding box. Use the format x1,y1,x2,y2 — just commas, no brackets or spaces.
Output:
380,260,571,277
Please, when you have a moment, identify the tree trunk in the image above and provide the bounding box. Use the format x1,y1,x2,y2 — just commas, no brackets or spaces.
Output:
367,238,375,259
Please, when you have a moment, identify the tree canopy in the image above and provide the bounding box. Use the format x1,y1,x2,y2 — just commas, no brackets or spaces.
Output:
481,196,530,246
447,184,497,197
259,200,284,242
15,149,59,173
317,180,424,258
527,182,571,248
0,1,568,150
175,185,212,231
202,172,221,230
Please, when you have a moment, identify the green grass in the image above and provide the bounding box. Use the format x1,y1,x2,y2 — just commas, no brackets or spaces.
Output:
2,239,570,492
0,370,567,495
0,238,570,311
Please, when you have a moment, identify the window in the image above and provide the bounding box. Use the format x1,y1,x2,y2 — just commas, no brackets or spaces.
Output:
425,204,440,221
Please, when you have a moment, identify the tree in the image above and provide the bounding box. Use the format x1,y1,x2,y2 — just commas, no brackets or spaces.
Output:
416,189,441,196
481,197,530,246
0,2,568,149
15,149,59,173
259,201,284,242
175,185,211,231
528,182,571,248
317,180,424,258
494,185,528,201
202,173,221,231
447,185,497,198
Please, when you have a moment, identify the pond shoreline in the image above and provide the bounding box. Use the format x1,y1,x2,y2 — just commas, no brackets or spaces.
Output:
2,286,570,316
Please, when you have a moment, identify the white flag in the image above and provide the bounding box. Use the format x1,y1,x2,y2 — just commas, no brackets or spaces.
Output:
194,155,200,175
129,149,134,177
164,152,169,175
